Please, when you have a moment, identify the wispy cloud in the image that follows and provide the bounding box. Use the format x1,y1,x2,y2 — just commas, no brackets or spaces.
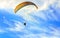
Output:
17,25,60,38
0,29,6,34
8,20,25,32
0,0,60,38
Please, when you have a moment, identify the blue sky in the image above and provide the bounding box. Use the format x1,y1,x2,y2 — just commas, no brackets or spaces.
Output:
0,0,60,38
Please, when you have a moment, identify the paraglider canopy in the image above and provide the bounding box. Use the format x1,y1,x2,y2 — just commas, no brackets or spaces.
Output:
14,1,38,13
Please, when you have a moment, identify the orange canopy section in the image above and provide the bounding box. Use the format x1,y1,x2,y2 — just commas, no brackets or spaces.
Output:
14,1,38,13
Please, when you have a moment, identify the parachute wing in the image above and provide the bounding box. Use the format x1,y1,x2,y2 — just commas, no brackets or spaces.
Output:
14,1,38,13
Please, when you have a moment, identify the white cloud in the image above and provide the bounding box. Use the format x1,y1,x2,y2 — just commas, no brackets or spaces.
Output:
17,26,60,38
14,21,60,38
0,29,6,34
8,20,25,32
3,16,13,26
19,32,60,38
0,0,22,9
48,26,60,36
0,0,60,38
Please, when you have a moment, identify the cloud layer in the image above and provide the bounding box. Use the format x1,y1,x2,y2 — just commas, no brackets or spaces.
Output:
0,0,60,38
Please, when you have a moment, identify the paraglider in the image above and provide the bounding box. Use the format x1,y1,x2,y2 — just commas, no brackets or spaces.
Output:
14,1,38,26
24,22,26,26
14,1,38,13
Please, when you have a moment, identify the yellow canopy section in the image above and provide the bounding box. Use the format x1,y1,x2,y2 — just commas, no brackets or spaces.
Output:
14,1,38,13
